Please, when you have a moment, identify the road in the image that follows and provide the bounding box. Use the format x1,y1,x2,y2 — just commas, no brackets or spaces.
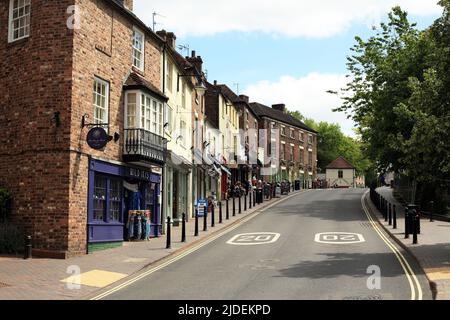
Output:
102,189,432,300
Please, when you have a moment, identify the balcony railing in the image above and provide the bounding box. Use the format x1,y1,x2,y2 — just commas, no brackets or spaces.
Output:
123,128,167,165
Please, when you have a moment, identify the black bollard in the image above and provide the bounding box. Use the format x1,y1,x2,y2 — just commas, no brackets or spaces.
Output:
181,213,186,243
166,216,172,249
154,223,159,238
24,235,32,260
430,201,434,222
244,192,247,211
226,198,230,220
203,207,208,232
389,203,392,226
253,190,256,207
219,202,223,224
405,207,410,239
249,190,252,209
412,210,418,245
211,203,215,227
384,200,388,222
194,208,199,237
393,205,397,229
233,194,236,217
239,194,242,214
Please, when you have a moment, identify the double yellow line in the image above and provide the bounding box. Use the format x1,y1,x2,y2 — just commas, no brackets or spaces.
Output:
361,191,423,300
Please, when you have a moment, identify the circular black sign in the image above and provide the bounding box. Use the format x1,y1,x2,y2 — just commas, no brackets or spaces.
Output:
87,127,109,150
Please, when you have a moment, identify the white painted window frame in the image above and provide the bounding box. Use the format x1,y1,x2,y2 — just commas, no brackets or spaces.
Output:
8,0,31,43
93,77,110,125
132,27,145,71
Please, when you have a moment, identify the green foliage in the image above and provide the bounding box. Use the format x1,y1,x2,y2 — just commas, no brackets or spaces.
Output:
0,223,23,255
335,3,450,185
288,112,371,175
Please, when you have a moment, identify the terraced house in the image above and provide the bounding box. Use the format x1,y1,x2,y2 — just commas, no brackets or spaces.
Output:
0,0,174,258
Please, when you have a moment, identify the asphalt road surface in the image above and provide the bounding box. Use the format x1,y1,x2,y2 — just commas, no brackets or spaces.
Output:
103,189,432,300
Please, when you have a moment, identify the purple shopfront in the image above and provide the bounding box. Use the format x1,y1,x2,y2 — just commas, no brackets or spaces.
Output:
87,159,162,249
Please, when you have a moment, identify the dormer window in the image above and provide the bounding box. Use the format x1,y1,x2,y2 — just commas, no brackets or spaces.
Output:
8,0,31,43
132,28,145,71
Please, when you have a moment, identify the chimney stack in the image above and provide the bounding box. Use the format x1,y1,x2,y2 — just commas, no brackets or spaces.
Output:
187,51,203,73
239,95,249,103
156,30,177,48
123,0,133,11
214,80,218,86
272,104,286,113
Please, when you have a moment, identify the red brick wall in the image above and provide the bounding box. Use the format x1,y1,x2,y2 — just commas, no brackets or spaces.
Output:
0,0,75,255
66,0,163,254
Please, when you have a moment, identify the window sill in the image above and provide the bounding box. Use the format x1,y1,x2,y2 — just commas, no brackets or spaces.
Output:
132,66,145,76
7,36,29,47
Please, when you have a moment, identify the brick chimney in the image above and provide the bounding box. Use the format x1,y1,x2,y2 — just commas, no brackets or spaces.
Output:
272,104,286,113
213,80,218,86
123,0,133,11
187,50,204,73
156,30,177,48
239,95,249,103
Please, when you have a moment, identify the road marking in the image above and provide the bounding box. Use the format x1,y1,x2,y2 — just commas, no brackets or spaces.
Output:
89,190,309,300
227,233,281,246
314,232,365,244
61,270,128,288
361,191,423,300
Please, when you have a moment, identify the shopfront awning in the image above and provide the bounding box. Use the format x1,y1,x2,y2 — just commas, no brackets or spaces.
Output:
168,151,192,169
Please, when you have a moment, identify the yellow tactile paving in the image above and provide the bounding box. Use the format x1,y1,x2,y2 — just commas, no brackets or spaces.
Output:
61,270,128,288
424,268,450,281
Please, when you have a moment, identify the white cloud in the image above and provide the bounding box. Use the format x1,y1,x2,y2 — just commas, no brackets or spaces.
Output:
134,0,441,38
243,73,357,137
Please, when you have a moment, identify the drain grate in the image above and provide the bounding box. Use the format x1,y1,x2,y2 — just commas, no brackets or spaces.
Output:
343,294,383,300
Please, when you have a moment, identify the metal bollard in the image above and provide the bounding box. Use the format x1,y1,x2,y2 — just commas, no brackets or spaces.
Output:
412,210,418,245
181,213,186,243
238,195,242,214
166,216,172,249
219,202,223,224
24,235,32,260
203,207,208,232
430,201,434,222
226,198,230,220
244,192,247,211
389,203,392,226
233,195,236,217
249,190,252,209
384,200,388,222
154,213,159,238
211,203,215,227
393,205,397,229
405,207,410,239
253,190,256,207
194,208,199,237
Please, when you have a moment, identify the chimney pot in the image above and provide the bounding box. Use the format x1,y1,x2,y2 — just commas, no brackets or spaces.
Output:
214,80,218,86
191,50,196,58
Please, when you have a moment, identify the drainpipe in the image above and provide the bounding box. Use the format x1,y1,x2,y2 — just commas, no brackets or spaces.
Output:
161,42,167,234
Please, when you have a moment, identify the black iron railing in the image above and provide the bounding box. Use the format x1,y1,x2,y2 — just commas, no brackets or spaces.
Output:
123,129,167,165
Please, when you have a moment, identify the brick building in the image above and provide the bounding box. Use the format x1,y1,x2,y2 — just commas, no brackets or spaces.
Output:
248,103,318,186
0,0,169,258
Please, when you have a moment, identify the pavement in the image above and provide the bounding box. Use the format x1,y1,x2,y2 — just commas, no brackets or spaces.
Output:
95,189,431,300
368,187,450,300
0,190,301,300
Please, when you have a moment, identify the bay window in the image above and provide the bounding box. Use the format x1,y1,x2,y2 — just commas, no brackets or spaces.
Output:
125,91,164,137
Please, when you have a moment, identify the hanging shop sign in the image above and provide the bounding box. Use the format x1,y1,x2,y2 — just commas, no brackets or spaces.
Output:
86,127,109,150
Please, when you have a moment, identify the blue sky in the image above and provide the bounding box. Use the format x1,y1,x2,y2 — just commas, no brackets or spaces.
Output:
133,1,442,136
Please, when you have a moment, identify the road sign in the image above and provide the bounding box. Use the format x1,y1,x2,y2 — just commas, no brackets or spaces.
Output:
197,199,208,217
315,232,365,244
227,233,281,246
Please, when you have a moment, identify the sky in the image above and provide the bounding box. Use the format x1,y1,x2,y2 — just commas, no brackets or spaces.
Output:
133,0,442,137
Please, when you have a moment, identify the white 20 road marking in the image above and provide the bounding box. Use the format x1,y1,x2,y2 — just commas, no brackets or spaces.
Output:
227,233,281,246
315,232,365,244
361,191,423,300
